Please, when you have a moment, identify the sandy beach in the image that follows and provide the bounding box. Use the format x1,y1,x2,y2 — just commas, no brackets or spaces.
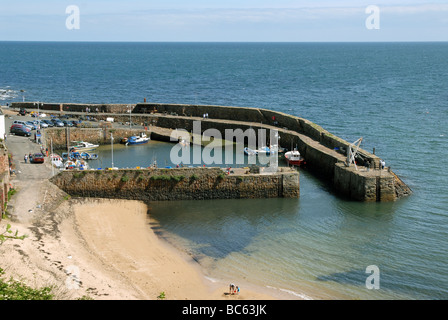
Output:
1,185,280,300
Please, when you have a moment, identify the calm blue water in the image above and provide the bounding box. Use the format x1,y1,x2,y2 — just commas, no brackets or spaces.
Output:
1,42,447,299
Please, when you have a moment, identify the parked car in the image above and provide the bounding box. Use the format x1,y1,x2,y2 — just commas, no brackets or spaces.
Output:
42,120,54,127
13,120,33,130
51,119,64,127
62,120,74,127
34,120,48,128
10,124,31,137
18,108,27,116
25,121,37,130
70,120,81,127
30,153,45,164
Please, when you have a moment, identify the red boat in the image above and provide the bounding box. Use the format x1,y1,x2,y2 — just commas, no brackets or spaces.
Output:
284,150,306,166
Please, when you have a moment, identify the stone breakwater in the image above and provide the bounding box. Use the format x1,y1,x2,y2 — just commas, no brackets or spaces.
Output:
50,167,300,201
13,101,412,202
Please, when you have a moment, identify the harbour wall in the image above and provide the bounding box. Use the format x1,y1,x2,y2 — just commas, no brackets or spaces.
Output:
43,127,148,150
49,167,300,201
13,101,412,201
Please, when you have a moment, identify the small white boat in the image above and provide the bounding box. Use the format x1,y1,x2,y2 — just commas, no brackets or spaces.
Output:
77,160,89,170
50,154,63,168
126,133,150,146
256,146,274,155
179,138,190,146
244,147,257,156
70,141,99,152
64,159,89,170
64,160,77,170
284,150,306,166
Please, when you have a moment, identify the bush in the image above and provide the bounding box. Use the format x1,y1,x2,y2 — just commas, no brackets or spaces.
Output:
0,269,55,300
171,175,185,182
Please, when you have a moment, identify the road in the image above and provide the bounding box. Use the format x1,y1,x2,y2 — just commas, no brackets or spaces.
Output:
3,107,55,223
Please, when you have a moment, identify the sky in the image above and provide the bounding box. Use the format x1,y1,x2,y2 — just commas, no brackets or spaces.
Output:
0,0,447,42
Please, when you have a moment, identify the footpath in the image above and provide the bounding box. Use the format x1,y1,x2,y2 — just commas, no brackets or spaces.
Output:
3,108,59,223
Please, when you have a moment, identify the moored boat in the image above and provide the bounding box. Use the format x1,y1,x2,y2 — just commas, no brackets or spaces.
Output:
64,159,89,170
256,146,275,155
126,133,150,146
50,153,63,168
284,150,306,166
69,141,99,152
80,152,99,160
244,147,257,156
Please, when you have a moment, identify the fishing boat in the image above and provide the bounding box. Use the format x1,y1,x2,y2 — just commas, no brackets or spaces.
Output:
69,141,99,152
126,133,150,146
284,150,306,166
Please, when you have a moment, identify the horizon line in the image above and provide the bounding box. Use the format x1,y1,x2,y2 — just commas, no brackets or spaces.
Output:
1,40,447,43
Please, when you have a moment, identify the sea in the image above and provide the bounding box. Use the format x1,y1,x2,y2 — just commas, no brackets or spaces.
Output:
1,42,447,300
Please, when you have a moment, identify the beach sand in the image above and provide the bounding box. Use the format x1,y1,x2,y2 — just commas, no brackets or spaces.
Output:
1,188,279,300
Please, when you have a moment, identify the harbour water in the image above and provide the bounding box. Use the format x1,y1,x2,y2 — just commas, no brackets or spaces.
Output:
1,42,447,299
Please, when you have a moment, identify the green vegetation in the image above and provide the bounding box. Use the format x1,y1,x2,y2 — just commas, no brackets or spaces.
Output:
72,172,86,179
157,291,166,300
7,189,16,201
121,175,129,182
217,173,226,180
190,174,199,181
171,175,185,182
0,268,54,300
0,224,27,245
150,175,170,181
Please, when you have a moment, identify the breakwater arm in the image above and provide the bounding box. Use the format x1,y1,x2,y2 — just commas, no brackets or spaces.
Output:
50,167,300,201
